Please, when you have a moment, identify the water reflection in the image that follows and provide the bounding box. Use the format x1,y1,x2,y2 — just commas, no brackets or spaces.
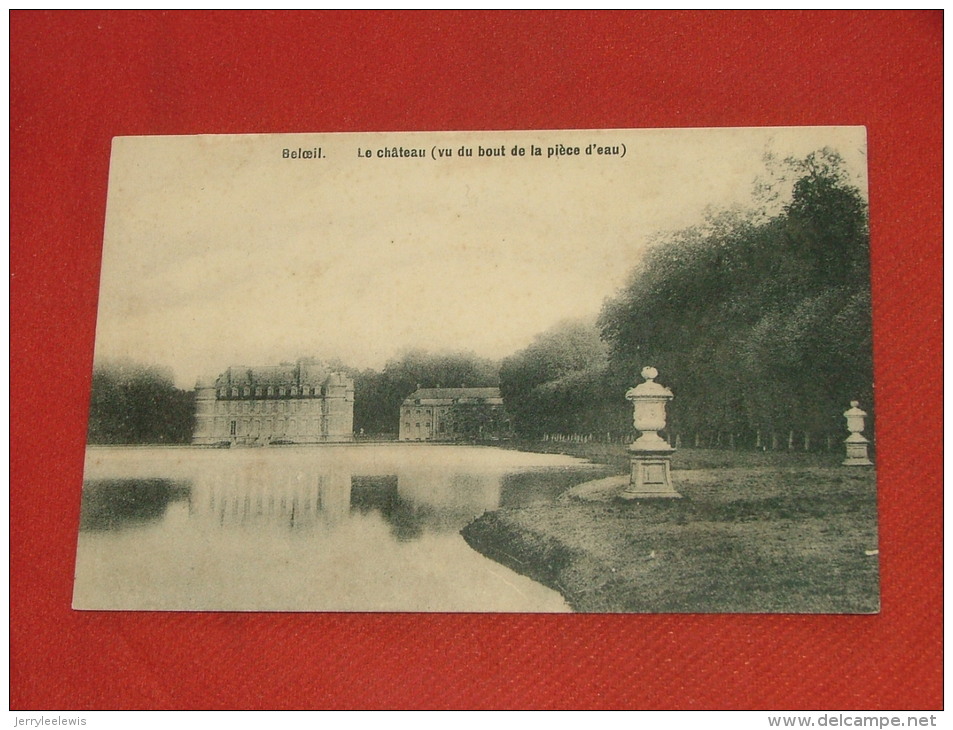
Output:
190,468,351,530
350,471,500,541
80,458,612,537
75,445,603,611
80,479,191,531
351,465,615,541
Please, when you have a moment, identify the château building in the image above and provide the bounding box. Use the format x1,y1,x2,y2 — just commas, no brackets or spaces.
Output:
399,387,508,442
193,359,354,446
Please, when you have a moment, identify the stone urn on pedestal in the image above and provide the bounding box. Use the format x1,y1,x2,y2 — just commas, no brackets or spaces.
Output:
842,400,874,466
622,366,682,499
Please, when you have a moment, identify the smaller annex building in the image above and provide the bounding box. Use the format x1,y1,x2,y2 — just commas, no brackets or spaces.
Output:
399,387,509,442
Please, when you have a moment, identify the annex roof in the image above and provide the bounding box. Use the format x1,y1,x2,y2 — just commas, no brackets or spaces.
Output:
402,387,503,405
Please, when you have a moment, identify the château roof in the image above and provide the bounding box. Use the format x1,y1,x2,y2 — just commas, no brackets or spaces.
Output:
213,359,345,388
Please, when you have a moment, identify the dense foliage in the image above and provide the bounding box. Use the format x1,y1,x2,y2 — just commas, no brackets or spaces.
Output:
597,150,873,445
445,402,512,441
499,318,619,438
87,361,195,444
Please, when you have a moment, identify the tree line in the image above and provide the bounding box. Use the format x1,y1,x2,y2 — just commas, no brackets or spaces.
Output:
87,361,195,444
89,149,873,448
503,149,874,448
88,350,501,444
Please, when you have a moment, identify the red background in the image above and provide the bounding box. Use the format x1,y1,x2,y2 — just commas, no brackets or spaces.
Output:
10,11,943,710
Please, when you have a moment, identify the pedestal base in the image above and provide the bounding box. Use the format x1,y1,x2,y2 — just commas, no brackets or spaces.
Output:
622,451,681,499
843,440,873,466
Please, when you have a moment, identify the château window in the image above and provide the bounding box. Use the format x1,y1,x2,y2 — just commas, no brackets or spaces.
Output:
243,387,250,397
255,387,262,397
231,388,238,397
267,386,274,397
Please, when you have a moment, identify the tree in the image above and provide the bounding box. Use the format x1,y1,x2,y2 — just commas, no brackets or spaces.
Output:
87,360,194,444
500,318,621,437
598,150,873,447
444,402,512,441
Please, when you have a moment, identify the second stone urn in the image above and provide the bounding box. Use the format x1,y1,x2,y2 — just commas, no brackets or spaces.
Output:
622,366,681,499
842,400,874,466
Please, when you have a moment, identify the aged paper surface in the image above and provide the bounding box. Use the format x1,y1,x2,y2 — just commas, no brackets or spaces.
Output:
74,128,877,613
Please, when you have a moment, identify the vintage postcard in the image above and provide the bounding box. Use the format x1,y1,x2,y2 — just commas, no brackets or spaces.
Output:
73,127,878,613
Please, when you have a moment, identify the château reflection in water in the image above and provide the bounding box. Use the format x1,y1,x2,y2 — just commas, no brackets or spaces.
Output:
74,444,607,611
81,448,612,538
190,467,352,530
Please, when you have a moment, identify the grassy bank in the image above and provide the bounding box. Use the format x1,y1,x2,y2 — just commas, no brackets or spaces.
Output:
462,454,879,613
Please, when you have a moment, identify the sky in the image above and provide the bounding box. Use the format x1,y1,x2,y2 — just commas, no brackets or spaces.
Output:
93,127,868,388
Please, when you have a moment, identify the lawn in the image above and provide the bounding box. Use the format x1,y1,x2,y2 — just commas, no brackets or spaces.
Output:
462,450,879,614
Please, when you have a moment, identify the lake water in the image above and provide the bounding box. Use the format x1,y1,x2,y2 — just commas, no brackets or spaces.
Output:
73,444,608,612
